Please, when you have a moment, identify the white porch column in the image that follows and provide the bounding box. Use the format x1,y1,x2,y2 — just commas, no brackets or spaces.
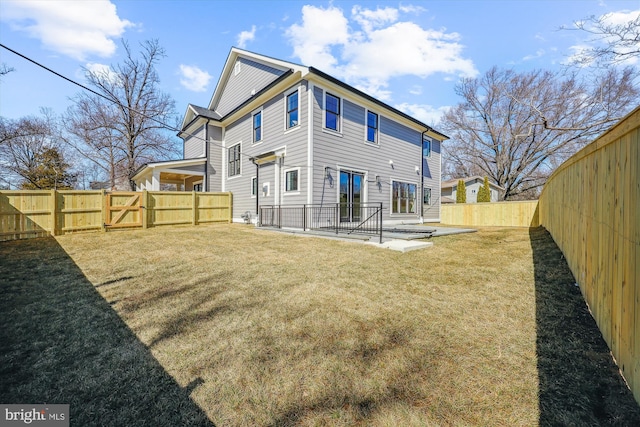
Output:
152,169,161,191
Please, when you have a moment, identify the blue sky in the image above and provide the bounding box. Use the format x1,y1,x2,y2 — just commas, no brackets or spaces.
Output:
1,0,638,127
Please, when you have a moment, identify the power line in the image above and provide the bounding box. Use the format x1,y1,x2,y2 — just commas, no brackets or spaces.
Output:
0,43,314,171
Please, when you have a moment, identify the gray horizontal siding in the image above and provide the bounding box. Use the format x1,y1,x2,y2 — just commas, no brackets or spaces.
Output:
183,126,204,159
224,82,309,218
311,85,440,221
215,57,287,117
208,125,223,192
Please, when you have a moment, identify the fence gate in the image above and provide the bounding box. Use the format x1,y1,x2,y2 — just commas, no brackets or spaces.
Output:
105,192,143,229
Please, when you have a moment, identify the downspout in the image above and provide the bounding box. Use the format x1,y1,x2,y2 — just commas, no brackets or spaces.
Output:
420,128,432,223
204,119,210,191
252,158,259,224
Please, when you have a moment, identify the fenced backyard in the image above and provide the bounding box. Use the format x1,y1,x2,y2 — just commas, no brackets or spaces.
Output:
2,224,639,425
439,105,640,405
1,106,639,422
0,190,232,241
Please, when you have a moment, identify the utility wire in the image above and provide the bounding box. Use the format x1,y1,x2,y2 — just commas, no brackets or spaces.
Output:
0,43,276,165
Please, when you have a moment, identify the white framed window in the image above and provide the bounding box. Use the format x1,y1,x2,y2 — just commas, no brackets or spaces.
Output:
284,168,299,193
324,92,341,132
252,110,262,143
423,187,431,205
228,143,241,177
422,136,432,157
366,110,378,144
391,181,417,214
251,177,257,197
286,89,299,129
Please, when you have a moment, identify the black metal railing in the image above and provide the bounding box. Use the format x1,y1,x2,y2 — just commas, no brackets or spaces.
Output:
259,203,383,243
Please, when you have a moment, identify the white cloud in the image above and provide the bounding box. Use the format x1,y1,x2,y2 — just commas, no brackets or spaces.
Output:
352,5,398,33
1,0,133,60
285,5,350,73
85,62,117,81
178,65,212,92
399,4,427,14
237,25,257,49
409,85,423,95
568,9,640,66
394,102,451,125
285,5,477,101
522,49,546,61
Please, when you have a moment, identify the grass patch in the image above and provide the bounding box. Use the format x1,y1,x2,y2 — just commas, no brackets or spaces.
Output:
1,224,639,425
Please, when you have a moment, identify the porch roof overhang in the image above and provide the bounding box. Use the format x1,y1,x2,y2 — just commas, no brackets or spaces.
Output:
249,147,286,166
132,158,207,181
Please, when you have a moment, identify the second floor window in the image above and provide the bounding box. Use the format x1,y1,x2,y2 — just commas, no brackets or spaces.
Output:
253,111,262,143
286,91,298,128
423,136,431,157
367,111,378,143
325,93,340,131
228,144,241,177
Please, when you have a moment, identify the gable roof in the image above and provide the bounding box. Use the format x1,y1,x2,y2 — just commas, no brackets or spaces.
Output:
180,47,449,140
208,47,307,113
179,104,221,131
442,176,504,190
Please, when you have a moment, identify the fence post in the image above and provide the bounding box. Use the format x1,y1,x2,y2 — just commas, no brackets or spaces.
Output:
379,202,383,244
192,191,197,226
228,192,233,223
101,190,107,232
141,190,148,229
335,203,339,235
50,189,58,236
303,204,306,231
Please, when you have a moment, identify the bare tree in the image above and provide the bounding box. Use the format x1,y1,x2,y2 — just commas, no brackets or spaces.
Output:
0,63,15,76
440,66,639,200
64,39,179,190
567,12,640,66
0,110,69,189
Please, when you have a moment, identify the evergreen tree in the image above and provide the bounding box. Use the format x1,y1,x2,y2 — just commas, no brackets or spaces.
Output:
456,179,466,203
477,176,491,202
20,147,76,190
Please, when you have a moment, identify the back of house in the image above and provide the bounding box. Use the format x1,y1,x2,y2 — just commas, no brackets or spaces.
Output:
134,48,448,224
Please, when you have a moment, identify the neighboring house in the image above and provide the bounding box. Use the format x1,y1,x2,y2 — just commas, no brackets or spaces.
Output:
133,48,448,223
441,176,503,203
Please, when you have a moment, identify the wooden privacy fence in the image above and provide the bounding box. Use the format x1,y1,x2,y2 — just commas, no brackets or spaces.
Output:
441,200,540,227
539,105,640,405
0,190,232,241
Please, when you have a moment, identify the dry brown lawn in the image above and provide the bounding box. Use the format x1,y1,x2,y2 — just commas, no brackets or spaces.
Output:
1,224,638,426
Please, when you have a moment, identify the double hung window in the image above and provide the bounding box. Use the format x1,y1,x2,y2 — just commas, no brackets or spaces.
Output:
366,111,378,143
325,93,341,131
228,144,241,177
285,169,298,192
253,111,262,143
286,91,299,129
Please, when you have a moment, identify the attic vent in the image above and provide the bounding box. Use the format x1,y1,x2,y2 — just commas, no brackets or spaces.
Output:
234,61,241,76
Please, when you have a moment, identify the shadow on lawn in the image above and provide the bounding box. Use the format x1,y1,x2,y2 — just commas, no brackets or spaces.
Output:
0,237,214,427
530,227,640,425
